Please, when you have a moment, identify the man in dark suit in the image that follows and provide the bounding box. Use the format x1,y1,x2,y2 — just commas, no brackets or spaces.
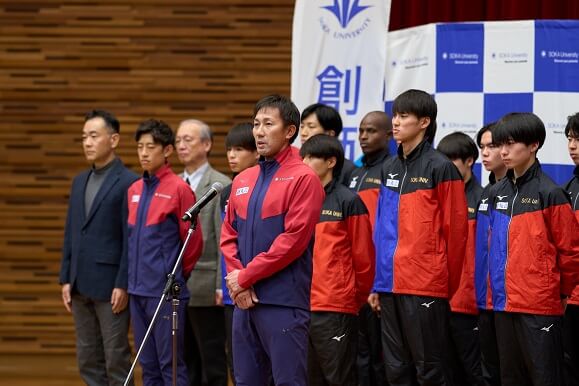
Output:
60,109,138,386
176,119,231,386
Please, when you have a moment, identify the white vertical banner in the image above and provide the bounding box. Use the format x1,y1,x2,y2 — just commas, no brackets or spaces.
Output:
385,24,437,100
291,0,391,161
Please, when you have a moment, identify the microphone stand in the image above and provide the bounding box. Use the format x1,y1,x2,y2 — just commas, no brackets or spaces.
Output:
124,216,199,386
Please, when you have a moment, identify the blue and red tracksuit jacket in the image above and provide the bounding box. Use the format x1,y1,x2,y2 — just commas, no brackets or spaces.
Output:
489,161,579,315
564,165,579,306
373,140,468,300
127,164,203,298
311,179,375,315
450,177,482,315
348,148,390,230
474,174,498,311
220,146,325,310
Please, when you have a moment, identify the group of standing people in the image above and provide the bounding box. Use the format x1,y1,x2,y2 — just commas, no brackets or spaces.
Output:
59,89,578,386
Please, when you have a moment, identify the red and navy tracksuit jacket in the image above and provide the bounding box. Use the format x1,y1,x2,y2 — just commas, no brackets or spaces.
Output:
310,178,375,314
564,165,579,306
450,177,483,315
221,146,325,310
127,164,203,298
348,148,389,229
474,174,498,311
489,161,579,315
373,140,468,300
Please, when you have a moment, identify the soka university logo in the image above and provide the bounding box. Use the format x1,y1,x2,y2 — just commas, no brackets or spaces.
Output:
322,0,370,28
319,0,373,40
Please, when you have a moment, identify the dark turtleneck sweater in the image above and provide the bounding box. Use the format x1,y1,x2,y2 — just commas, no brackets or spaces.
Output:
84,157,119,217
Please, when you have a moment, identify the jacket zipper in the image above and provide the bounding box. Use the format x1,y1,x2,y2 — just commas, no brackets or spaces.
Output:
356,168,369,193
134,181,151,290
504,186,518,310
246,168,266,266
390,163,408,292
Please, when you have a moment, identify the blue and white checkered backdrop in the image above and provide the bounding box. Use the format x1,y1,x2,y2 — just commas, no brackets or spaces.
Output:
384,20,579,185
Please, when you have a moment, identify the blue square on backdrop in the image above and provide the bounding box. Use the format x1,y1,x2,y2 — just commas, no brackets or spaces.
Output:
541,163,576,186
473,163,482,184
436,23,484,93
483,93,533,124
535,20,579,92
384,100,393,116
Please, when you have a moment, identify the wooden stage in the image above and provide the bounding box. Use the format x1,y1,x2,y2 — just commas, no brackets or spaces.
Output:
0,353,143,386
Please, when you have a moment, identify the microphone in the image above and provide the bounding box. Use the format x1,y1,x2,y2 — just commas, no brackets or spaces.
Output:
182,182,224,221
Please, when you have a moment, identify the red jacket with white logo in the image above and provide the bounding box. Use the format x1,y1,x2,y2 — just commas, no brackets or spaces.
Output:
489,162,579,315
373,141,468,300
311,179,375,314
564,166,579,305
450,177,483,315
221,146,325,310
127,164,203,298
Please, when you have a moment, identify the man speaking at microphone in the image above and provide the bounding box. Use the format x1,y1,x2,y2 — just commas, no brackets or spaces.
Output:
221,95,325,386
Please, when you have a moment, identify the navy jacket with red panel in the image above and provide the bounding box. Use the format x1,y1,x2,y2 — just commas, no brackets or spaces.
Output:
127,164,203,298
563,165,579,305
348,148,389,229
450,177,482,315
474,175,498,310
311,178,375,315
489,161,579,315
220,146,325,310
373,140,468,300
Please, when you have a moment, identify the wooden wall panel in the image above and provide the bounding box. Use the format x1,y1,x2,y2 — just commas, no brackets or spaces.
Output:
0,0,294,354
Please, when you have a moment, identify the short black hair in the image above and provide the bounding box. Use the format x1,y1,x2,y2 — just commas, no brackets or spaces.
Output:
437,131,479,164
135,119,175,147
493,112,546,150
225,122,256,151
85,109,120,134
362,111,393,135
476,122,496,147
301,103,344,137
392,89,437,144
565,112,579,138
299,134,344,178
253,94,300,144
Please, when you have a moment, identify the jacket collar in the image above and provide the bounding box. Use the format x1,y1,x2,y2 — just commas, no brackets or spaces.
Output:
83,158,124,228
91,156,120,174
397,139,430,163
143,163,172,184
324,177,339,195
362,148,389,167
506,159,541,187
488,172,496,185
259,145,293,171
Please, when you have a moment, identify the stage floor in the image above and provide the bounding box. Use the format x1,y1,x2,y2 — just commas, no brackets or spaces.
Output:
0,353,143,386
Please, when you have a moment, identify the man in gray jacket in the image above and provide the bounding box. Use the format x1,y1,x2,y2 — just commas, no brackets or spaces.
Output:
176,119,231,386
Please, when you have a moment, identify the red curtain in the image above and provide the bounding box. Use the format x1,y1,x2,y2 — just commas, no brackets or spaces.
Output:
389,0,579,30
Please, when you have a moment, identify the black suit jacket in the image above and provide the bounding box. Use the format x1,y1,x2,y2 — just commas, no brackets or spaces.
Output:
59,158,138,301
